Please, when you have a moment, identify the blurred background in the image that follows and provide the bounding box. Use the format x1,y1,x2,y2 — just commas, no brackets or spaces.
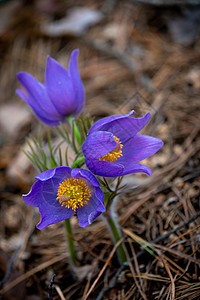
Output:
0,0,200,299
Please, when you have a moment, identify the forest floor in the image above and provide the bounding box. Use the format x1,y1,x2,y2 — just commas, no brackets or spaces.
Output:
0,0,200,299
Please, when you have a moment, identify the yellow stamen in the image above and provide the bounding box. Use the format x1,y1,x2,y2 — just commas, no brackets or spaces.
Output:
98,136,123,162
57,178,91,211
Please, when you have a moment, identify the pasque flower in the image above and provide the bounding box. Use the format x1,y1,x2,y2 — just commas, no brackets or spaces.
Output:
82,111,163,177
23,167,105,229
16,49,85,126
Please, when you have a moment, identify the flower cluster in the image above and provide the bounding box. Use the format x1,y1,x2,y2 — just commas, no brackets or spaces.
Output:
17,49,163,229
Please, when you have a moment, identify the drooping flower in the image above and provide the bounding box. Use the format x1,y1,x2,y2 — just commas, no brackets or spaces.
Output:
82,111,163,177
23,167,104,229
16,49,85,126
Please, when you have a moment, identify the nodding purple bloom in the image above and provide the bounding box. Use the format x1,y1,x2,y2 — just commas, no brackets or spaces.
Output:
23,167,104,229
82,111,163,177
16,49,85,126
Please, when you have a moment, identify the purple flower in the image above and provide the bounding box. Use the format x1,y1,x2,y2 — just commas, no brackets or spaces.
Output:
16,49,85,126
82,111,163,177
23,167,105,229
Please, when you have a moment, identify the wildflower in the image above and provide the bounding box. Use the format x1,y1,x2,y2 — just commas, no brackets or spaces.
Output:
16,49,85,126
23,167,104,229
82,111,163,177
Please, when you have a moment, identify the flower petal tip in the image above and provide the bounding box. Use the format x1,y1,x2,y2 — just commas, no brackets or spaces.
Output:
36,221,45,230
71,48,79,56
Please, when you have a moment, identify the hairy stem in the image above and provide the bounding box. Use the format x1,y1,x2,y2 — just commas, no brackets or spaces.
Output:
65,219,76,265
103,210,127,264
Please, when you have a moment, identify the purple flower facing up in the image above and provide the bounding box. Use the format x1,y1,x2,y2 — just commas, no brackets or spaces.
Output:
82,111,163,177
23,167,105,229
16,49,85,126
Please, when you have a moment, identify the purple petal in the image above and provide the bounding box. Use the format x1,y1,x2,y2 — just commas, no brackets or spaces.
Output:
24,170,74,229
119,135,164,163
17,72,62,120
23,178,63,209
88,211,103,225
94,186,105,204
121,161,152,176
16,85,63,126
96,113,151,143
36,166,72,181
37,204,74,229
26,168,70,208
68,49,85,114
44,168,73,197
76,187,105,227
35,168,57,181
85,159,124,177
89,111,135,133
82,131,117,160
45,54,83,116
16,91,61,126
71,168,100,187
23,181,43,207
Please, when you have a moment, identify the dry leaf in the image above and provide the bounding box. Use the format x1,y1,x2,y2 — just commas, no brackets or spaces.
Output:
41,7,103,37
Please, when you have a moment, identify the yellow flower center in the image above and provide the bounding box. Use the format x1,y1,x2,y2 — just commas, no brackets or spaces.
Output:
56,178,91,211
98,136,123,162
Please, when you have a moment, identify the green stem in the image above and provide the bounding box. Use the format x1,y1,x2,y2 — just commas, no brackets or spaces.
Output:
71,157,85,169
103,211,127,264
68,116,82,146
65,219,76,265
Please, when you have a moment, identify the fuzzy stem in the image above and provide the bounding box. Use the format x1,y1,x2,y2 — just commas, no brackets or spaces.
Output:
64,219,76,265
103,210,127,264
